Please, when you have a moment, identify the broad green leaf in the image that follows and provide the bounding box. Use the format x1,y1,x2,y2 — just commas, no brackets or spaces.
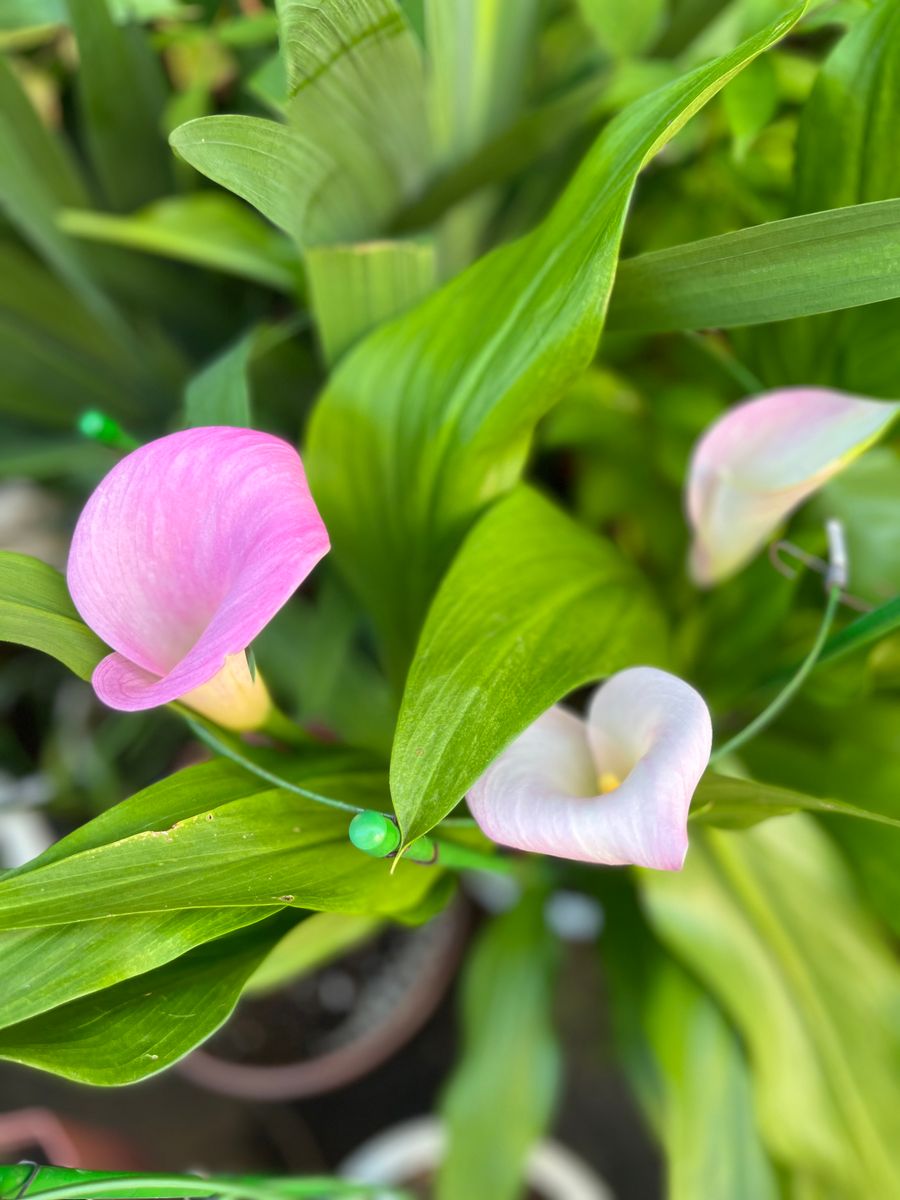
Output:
173,0,429,249
642,817,900,1196
67,0,172,211
794,0,900,213
306,239,437,365
245,911,382,995
306,7,805,679
690,771,900,831
607,199,900,333
185,329,254,426
0,914,292,1084
390,487,666,843
0,753,442,927
277,0,428,226
59,194,302,293
576,0,667,58
437,896,560,1200
426,0,539,168
0,551,106,680
169,116,332,252
0,907,277,1029
642,964,779,1200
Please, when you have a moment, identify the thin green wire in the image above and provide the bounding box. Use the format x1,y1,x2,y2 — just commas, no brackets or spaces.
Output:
710,586,842,764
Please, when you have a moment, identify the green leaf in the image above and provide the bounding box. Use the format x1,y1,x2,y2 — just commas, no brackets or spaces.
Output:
59,194,302,293
277,0,428,228
576,0,667,58
641,963,779,1200
0,753,442,928
794,0,900,213
743,0,900,389
245,911,382,995
305,239,437,365
169,116,333,252
185,329,255,426
641,817,900,1196
0,914,292,1084
390,487,666,844
172,0,429,248
690,771,900,831
306,7,805,679
426,0,539,168
67,0,172,211
607,198,900,333
0,908,277,1030
0,54,85,207
0,59,115,325
437,896,560,1200
0,551,106,680
0,244,163,427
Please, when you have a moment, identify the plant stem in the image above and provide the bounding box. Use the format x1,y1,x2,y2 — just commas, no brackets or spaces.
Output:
185,717,363,815
710,586,842,764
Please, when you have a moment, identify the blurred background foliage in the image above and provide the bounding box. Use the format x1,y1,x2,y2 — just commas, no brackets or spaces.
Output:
1,1,900,1198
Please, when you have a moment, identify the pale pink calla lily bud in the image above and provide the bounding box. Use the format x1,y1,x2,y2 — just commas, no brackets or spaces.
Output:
67,427,329,730
687,388,899,586
467,668,712,871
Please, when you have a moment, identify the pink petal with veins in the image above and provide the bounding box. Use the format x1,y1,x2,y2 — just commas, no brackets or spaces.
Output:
67,427,329,713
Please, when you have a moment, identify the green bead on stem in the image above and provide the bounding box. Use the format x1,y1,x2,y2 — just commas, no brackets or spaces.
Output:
78,409,139,451
348,810,401,857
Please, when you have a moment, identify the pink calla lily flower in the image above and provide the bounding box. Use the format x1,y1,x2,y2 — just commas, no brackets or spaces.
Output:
67,427,329,730
467,667,712,871
687,387,900,586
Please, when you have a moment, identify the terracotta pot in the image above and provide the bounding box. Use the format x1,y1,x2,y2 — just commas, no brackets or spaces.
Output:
339,1116,616,1200
0,1108,143,1172
179,901,468,1101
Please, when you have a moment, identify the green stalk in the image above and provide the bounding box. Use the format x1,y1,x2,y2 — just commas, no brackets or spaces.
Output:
710,586,842,764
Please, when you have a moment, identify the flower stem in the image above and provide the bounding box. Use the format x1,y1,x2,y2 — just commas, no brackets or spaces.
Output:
710,585,842,765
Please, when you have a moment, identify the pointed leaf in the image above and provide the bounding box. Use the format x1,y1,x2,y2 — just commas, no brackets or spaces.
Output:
306,7,806,679
642,818,900,1196
390,487,666,843
306,239,437,365
608,199,900,333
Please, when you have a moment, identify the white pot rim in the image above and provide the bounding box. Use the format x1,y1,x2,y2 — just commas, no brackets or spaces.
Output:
339,1116,616,1200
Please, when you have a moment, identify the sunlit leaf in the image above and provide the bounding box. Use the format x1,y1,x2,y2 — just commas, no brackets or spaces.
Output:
306,239,437,365
391,487,666,843
642,817,900,1196
307,8,804,678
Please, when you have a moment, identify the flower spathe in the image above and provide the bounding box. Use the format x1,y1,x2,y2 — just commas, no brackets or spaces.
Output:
67,427,329,730
467,667,712,871
687,387,900,586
